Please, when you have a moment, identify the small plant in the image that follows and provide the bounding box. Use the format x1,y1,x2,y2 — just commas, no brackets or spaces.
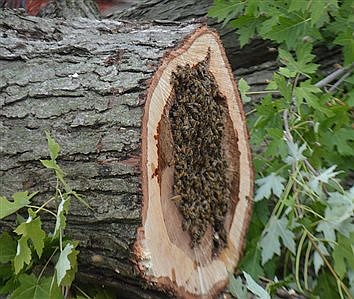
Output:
209,0,353,298
0,132,90,299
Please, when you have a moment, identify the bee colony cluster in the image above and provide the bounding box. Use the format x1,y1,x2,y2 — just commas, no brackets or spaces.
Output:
169,58,231,253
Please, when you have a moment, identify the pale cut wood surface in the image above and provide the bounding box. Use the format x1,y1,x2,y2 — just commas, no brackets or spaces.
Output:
139,27,253,297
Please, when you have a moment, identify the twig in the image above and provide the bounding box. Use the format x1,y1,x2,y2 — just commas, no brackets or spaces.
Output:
315,63,354,89
328,70,352,92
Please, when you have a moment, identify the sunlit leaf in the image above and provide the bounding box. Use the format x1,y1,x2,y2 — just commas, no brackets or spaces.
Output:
260,216,296,264
238,78,251,103
53,195,71,239
55,242,79,287
14,213,46,258
255,173,286,201
244,271,271,299
13,236,31,274
45,131,60,161
229,273,248,299
0,192,37,219
284,141,307,164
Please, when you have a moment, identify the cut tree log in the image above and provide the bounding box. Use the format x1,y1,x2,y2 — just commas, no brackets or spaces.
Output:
0,10,253,298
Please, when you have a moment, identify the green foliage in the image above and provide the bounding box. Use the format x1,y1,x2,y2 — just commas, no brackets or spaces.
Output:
210,0,354,298
0,133,91,298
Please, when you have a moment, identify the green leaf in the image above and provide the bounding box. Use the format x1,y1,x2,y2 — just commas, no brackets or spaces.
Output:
45,131,60,161
316,188,354,242
0,232,16,263
229,273,248,299
265,128,288,159
208,0,245,25
238,78,251,103
308,165,341,193
230,15,263,47
239,241,264,279
321,128,354,156
14,214,46,258
310,0,338,26
254,172,286,201
9,274,63,299
40,159,60,171
273,74,292,102
315,271,341,299
334,29,354,65
260,15,318,49
55,242,79,287
0,192,37,219
260,216,296,264
53,195,71,239
279,44,318,78
243,271,271,299
313,241,330,274
0,274,17,295
284,140,307,164
294,81,330,114
13,236,31,274
333,233,354,279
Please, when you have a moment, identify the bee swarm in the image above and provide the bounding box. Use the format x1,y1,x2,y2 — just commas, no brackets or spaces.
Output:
168,57,231,254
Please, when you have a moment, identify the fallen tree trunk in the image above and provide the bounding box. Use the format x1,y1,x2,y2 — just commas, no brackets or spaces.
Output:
0,10,253,298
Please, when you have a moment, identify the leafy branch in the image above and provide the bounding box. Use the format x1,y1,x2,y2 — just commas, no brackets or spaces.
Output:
0,132,90,299
209,0,354,298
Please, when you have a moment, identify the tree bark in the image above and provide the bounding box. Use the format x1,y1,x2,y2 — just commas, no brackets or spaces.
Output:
0,10,253,298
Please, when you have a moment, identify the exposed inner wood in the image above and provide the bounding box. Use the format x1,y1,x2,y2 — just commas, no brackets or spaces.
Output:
140,26,253,297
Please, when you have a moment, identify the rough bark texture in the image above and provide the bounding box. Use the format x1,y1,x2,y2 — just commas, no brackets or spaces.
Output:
0,10,254,298
38,0,100,19
0,10,200,298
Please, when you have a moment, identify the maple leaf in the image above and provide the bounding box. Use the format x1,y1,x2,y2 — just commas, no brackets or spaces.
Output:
260,216,296,264
254,173,286,201
9,274,62,299
55,242,79,287
208,0,245,25
13,236,31,274
316,188,354,243
53,195,71,239
14,212,46,259
238,78,251,103
230,15,264,47
279,44,319,78
334,29,354,65
284,140,307,165
294,81,331,114
244,272,271,299
0,192,37,219
333,233,354,279
313,241,330,275
308,165,341,194
260,15,320,49
229,274,248,299
321,128,354,156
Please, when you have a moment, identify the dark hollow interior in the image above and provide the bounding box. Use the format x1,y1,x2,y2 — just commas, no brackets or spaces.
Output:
168,58,231,253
